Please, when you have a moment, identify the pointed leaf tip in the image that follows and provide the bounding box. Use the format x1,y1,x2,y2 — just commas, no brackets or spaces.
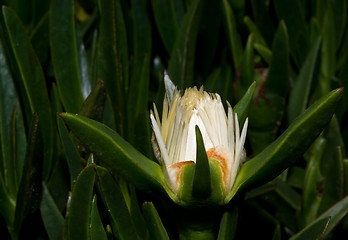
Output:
192,126,211,198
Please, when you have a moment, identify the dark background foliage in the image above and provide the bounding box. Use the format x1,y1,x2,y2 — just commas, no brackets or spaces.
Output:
0,0,347,239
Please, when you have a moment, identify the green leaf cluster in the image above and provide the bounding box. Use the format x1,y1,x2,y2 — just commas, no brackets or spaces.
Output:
0,0,347,239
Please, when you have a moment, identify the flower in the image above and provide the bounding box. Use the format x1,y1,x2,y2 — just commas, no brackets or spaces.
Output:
150,86,248,199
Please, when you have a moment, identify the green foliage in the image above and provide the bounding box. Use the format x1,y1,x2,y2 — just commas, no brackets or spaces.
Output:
0,0,347,239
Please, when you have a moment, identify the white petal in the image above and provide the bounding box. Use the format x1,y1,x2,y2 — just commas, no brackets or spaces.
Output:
150,113,170,167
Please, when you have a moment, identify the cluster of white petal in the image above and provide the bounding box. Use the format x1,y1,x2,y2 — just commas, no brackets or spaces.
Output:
150,87,248,193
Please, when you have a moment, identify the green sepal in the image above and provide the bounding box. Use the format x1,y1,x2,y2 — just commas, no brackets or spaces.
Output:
177,158,225,206
192,126,211,198
227,88,343,202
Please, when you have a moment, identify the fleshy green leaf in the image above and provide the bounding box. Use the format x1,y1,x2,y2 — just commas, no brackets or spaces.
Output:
287,37,321,123
13,114,43,239
127,54,150,142
318,116,345,215
40,182,64,240
302,137,325,226
151,0,178,54
59,113,168,195
228,88,343,201
217,208,238,240
0,38,26,199
96,166,140,240
50,0,84,112
3,6,53,180
234,81,256,126
65,164,95,240
244,16,268,48
129,187,149,239
142,202,170,240
97,0,128,134
90,195,107,240
290,195,348,239
273,0,308,66
265,21,290,97
79,81,107,122
168,0,203,89
57,117,83,187
254,43,272,65
222,0,243,70
132,0,152,57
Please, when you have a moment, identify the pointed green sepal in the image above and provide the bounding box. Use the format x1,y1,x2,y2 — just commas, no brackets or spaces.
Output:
192,126,211,198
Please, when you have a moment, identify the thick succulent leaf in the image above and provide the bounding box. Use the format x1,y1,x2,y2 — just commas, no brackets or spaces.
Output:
240,34,255,90
65,164,95,240
195,0,222,75
168,0,203,89
129,187,149,239
97,0,128,133
132,0,152,57
0,39,26,199
272,225,281,240
290,195,348,240
318,116,345,214
273,0,308,66
30,12,49,67
217,208,238,240
228,88,343,202
57,117,83,187
302,138,325,226
318,4,336,95
133,111,153,159
96,166,139,240
257,179,300,232
265,21,290,97
234,81,256,126
59,113,168,194
192,126,211,198
127,54,150,142
142,202,170,240
222,0,243,70
248,93,285,154
13,114,43,239
50,0,84,112
287,37,321,123
2,6,53,179
243,16,268,48
90,195,107,240
254,43,272,65
40,183,64,240
79,81,107,122
0,172,15,228
250,0,274,47
151,0,178,53
332,0,346,49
